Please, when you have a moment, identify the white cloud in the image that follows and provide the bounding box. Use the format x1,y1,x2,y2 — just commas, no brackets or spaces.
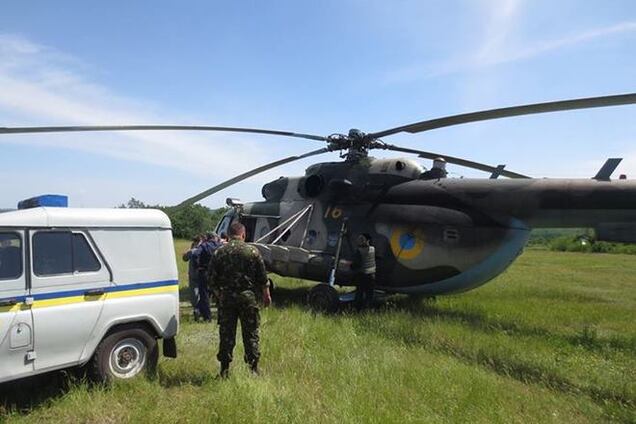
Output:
476,21,636,68
472,0,523,66
0,33,332,208
0,34,41,55
384,16,636,84
0,34,271,177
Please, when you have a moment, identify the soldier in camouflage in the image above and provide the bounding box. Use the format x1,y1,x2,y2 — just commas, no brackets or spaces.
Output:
208,222,271,378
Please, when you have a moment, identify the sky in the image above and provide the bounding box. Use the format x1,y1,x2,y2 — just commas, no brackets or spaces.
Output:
1,0,635,209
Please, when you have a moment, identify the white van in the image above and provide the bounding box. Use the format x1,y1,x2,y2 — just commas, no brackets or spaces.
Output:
0,197,179,383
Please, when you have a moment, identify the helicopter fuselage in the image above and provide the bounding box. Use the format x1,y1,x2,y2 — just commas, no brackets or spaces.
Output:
217,158,636,295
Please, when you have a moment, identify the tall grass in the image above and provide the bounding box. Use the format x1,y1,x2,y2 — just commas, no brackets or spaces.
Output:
1,244,634,423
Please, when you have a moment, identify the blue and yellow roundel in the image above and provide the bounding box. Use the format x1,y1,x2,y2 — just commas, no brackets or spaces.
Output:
390,227,424,260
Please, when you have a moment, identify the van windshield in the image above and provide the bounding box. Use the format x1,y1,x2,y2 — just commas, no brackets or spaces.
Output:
0,232,22,280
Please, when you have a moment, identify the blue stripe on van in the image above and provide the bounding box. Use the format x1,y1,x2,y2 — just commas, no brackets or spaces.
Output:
0,279,179,303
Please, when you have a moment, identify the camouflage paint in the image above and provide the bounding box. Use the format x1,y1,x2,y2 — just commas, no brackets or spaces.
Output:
218,157,636,295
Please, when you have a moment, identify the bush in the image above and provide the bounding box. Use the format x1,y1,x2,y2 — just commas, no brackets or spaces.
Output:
118,198,227,239
167,204,220,239
548,235,636,255
528,228,589,247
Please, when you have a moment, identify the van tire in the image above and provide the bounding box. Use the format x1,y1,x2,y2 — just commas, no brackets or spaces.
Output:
89,326,158,383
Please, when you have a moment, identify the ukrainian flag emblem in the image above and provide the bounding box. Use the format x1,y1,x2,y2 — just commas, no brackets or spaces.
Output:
390,227,425,260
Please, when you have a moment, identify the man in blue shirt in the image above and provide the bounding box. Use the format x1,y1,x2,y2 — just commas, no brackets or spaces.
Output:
193,232,222,322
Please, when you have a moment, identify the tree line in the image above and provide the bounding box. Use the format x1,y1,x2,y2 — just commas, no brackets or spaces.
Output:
528,228,636,255
118,198,228,239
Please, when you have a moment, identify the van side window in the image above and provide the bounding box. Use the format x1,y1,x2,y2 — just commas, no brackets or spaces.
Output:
0,232,22,280
33,232,73,276
73,234,101,272
33,232,101,276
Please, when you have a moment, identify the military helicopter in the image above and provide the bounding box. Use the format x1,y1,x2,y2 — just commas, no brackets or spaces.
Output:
3,93,636,311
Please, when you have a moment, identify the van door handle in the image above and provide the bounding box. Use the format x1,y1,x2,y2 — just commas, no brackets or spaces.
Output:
0,298,18,307
84,288,105,296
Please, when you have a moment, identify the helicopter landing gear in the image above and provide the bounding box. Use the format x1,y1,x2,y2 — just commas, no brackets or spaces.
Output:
267,278,275,294
307,218,346,313
307,284,339,313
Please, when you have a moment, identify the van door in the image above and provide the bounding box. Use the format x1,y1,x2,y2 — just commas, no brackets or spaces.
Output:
29,230,110,371
0,230,34,382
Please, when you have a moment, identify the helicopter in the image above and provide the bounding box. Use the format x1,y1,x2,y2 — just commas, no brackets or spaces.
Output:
3,93,636,311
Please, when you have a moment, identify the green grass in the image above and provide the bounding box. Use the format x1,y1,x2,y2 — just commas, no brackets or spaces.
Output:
1,241,634,423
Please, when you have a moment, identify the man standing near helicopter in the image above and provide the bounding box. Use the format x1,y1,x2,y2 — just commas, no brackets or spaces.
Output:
352,233,376,310
182,235,203,321
208,222,271,378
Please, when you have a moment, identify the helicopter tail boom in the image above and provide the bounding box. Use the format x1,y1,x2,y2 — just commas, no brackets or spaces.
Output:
381,178,636,230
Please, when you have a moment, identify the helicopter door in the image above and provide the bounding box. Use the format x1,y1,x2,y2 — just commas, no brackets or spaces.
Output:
215,211,236,238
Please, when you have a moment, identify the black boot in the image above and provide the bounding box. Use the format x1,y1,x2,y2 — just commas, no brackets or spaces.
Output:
219,362,230,379
249,360,259,376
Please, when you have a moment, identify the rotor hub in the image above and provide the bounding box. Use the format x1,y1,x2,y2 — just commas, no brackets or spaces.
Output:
326,129,379,161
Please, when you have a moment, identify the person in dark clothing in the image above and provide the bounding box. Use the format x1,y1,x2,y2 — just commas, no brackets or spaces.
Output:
193,233,222,322
182,236,202,321
351,233,376,310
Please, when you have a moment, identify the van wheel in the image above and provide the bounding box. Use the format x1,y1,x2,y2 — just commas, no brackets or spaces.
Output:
90,326,158,383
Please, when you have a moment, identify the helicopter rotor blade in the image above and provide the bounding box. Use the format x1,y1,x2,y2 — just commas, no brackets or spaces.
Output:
382,144,530,179
369,93,636,139
175,147,332,208
0,125,328,142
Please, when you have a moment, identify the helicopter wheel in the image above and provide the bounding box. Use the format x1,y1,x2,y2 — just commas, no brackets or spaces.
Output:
307,284,339,313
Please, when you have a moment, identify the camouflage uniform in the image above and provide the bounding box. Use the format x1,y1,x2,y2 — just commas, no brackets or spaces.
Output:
208,238,268,367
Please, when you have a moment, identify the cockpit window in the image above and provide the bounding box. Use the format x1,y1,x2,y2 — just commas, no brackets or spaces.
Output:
216,216,232,238
0,232,22,280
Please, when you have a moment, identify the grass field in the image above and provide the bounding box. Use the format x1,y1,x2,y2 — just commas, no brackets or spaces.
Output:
1,240,634,423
